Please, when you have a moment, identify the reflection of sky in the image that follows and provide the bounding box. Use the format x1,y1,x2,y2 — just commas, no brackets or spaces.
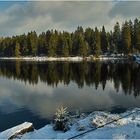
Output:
1,76,140,122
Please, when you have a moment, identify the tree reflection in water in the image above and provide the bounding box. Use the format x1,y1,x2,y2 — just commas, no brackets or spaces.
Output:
0,60,140,97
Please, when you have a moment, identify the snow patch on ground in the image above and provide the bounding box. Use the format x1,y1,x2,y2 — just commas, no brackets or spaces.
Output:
1,108,140,139
0,56,127,62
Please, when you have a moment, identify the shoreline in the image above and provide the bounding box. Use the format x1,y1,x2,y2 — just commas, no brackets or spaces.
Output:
0,56,128,62
1,108,140,139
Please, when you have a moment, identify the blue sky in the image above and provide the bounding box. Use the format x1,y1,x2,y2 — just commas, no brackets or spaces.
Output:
0,2,13,10
0,1,26,10
0,1,140,36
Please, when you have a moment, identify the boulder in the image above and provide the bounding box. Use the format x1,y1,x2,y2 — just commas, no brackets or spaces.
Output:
0,122,34,139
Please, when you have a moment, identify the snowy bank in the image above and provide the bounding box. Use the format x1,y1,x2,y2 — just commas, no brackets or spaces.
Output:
0,122,34,139
1,108,140,139
0,56,127,62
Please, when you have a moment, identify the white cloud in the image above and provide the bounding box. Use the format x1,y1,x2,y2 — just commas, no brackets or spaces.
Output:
109,1,140,18
0,1,140,36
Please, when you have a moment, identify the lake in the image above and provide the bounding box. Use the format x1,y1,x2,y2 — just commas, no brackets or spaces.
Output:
0,60,140,132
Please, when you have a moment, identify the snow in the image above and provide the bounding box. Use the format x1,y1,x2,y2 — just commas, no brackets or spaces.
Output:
1,108,140,139
0,56,84,62
0,122,34,139
0,56,127,62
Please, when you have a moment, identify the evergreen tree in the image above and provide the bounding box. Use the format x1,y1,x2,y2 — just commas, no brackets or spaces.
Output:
15,42,20,57
64,32,72,55
136,22,140,53
78,34,89,57
85,27,95,54
62,39,69,57
38,32,46,55
134,19,140,53
22,34,28,55
121,21,131,54
72,27,84,56
30,31,38,56
94,27,101,57
48,32,57,57
129,20,134,53
113,22,121,53
134,18,139,51
46,30,52,54
101,26,108,53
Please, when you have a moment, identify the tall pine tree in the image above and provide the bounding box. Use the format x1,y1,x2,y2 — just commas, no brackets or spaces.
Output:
94,27,101,57
101,26,108,53
113,22,121,53
15,42,20,57
121,21,131,54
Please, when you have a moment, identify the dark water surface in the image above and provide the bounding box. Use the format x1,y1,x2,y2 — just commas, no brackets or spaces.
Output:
0,60,140,132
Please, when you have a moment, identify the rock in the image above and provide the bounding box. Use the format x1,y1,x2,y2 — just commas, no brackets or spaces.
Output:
90,112,120,128
91,116,106,127
0,122,34,139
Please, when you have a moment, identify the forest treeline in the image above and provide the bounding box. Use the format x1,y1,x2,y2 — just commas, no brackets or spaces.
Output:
0,18,140,57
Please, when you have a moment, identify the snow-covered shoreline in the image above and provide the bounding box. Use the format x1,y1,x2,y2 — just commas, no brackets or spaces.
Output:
1,108,140,139
0,56,128,62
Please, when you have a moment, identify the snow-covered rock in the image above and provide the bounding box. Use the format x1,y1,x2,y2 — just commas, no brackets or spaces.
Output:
0,122,34,139
90,111,120,127
116,119,129,126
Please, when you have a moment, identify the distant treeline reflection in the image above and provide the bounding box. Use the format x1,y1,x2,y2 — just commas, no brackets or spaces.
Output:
0,60,140,96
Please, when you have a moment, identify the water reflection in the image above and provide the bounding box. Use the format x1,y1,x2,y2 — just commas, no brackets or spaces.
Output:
0,60,140,131
0,60,140,96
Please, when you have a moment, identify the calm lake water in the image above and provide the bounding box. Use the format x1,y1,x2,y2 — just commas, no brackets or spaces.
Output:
0,60,140,132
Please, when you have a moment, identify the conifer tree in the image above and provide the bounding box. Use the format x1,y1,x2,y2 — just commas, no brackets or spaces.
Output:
121,21,131,54
15,42,20,57
85,28,95,54
113,22,121,53
134,18,139,50
78,35,89,57
136,22,140,53
62,38,69,57
129,20,134,53
101,26,108,53
48,33,57,57
30,31,38,56
94,27,101,57
133,19,140,53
